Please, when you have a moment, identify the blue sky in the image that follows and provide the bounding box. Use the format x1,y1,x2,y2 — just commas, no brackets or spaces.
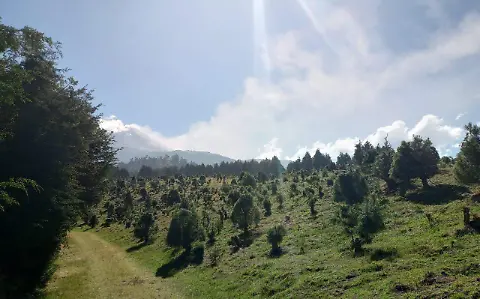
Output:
2,0,480,160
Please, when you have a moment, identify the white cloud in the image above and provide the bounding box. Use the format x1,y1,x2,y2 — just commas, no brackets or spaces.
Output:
278,114,464,161
456,113,466,120
256,138,282,159
102,2,480,161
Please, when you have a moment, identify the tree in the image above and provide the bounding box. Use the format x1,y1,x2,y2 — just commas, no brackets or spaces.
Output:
138,165,154,178
166,209,204,252
240,172,257,188
231,192,258,234
313,149,332,170
373,137,396,192
337,195,385,255
336,153,352,170
334,171,368,205
302,152,313,172
267,225,287,255
0,21,116,296
165,189,181,206
391,136,439,190
263,198,272,216
455,123,480,184
133,213,156,244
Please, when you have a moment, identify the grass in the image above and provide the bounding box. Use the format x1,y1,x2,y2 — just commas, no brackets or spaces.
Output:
80,168,480,298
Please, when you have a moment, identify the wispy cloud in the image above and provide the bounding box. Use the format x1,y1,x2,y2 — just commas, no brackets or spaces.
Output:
102,1,480,160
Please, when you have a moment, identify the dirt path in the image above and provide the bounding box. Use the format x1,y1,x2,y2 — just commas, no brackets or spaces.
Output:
46,231,182,299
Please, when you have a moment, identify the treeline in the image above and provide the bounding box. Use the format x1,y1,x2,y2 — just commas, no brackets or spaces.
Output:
0,21,116,297
113,156,285,179
118,154,190,174
287,131,479,192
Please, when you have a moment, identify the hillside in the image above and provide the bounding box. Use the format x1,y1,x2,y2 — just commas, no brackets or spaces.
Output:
50,166,480,298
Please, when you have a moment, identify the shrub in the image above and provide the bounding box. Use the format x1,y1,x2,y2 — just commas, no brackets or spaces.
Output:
271,182,278,195
227,189,241,206
134,212,156,244
267,225,287,255
231,192,258,234
165,189,181,206
88,214,98,228
333,171,367,205
263,198,272,216
166,209,204,252
241,172,257,188
336,195,385,255
308,197,316,215
208,247,221,267
276,194,284,210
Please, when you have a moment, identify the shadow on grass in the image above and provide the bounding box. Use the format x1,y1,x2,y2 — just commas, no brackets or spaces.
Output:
405,184,469,205
370,248,399,261
228,231,262,254
155,246,204,278
268,247,286,258
126,242,148,253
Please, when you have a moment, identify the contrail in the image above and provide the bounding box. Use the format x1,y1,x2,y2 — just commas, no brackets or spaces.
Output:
253,0,271,82
295,0,337,53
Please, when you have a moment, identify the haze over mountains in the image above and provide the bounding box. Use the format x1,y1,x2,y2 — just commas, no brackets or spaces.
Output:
114,136,290,168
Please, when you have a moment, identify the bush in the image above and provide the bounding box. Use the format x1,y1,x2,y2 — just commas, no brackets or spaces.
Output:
336,196,385,255
227,189,241,206
231,192,258,234
88,214,98,228
208,247,221,267
189,243,205,265
165,189,181,206
263,198,272,216
267,225,287,255
241,172,257,188
271,182,278,195
334,171,367,205
134,212,156,244
276,194,284,210
166,209,204,251
308,197,316,215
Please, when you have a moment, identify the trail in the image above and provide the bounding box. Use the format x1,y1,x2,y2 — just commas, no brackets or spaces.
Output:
47,231,181,299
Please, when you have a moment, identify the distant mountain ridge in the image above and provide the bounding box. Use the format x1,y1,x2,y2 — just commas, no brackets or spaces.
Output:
116,147,234,164
116,147,291,169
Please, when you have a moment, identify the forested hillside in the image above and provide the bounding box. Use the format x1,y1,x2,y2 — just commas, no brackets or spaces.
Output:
3,18,480,299
0,20,116,297
115,155,284,178
72,124,480,298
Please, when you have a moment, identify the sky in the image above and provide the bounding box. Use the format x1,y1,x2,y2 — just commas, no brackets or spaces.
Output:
2,0,480,160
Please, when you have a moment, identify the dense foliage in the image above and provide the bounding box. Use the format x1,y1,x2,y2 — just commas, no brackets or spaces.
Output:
117,155,285,178
455,123,480,184
0,20,116,297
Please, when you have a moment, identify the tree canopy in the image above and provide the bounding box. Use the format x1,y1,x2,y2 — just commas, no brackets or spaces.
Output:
0,20,116,297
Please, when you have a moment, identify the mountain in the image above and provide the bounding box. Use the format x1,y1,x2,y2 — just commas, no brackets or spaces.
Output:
116,147,291,169
116,147,233,164
162,150,234,165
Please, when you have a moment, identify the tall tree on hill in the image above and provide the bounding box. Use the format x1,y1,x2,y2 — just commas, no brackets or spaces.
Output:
0,21,116,297
455,123,480,184
391,136,439,191
302,152,313,172
313,149,333,170
373,137,396,192
336,152,353,170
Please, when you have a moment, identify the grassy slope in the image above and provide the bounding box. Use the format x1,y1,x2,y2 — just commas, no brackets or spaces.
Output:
95,169,480,298
46,231,180,299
